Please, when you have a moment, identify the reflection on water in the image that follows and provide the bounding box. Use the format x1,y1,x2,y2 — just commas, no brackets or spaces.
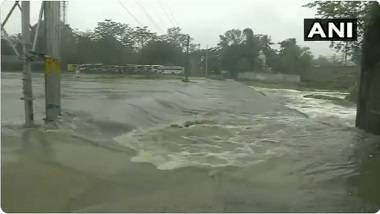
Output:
1,72,379,212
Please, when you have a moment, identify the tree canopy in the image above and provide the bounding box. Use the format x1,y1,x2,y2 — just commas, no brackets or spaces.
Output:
2,19,326,76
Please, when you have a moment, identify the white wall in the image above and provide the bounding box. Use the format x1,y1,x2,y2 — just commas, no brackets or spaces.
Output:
238,72,300,83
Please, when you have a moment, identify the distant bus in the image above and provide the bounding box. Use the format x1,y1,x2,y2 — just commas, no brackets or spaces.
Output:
67,64,185,75
159,66,184,75
77,64,104,73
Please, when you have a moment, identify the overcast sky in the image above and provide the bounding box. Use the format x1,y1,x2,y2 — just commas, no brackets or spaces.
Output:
1,0,336,57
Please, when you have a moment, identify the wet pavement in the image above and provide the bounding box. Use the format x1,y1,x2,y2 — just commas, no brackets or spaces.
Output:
1,72,380,212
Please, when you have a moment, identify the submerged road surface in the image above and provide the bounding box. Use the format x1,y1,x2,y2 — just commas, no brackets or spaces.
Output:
2,73,380,212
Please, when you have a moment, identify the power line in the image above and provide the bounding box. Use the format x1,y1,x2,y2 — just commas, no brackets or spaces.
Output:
157,0,175,27
133,0,164,34
118,0,143,26
160,0,180,27
153,2,171,31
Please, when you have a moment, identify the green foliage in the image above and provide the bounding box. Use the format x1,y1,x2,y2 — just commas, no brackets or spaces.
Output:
1,38,19,55
93,19,130,41
313,55,333,67
216,29,314,76
2,18,317,77
60,25,79,64
131,26,157,49
312,55,346,67
218,28,261,77
161,27,191,51
140,40,183,65
256,34,278,69
24,19,198,68
218,29,244,48
276,38,313,74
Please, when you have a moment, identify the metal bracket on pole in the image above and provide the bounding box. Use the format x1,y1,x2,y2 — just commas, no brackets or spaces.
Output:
1,27,21,57
2,1,19,27
1,1,52,126
1,1,21,57
16,1,21,11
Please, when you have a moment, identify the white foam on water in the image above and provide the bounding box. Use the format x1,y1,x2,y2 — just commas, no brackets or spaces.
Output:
113,86,359,171
113,117,298,170
249,86,357,123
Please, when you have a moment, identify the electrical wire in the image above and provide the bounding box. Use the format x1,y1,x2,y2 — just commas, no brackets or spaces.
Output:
160,0,180,27
157,0,176,27
118,0,144,26
133,0,164,34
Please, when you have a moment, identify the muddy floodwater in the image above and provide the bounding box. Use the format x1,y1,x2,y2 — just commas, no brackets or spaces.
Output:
1,72,380,212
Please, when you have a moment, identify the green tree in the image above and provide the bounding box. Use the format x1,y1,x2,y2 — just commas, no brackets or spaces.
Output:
313,55,332,67
256,34,278,70
91,20,133,64
60,25,80,65
131,26,157,49
139,40,183,65
242,28,260,71
93,19,129,41
76,31,98,63
1,35,22,56
218,29,244,48
218,28,261,77
1,39,13,55
276,38,313,74
161,27,190,51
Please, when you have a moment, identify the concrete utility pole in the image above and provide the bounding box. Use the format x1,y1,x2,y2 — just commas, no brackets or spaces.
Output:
356,2,380,135
21,1,34,127
44,1,62,121
183,35,190,82
205,45,208,76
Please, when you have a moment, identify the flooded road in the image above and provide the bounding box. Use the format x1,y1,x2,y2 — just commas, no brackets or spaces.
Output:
2,72,380,212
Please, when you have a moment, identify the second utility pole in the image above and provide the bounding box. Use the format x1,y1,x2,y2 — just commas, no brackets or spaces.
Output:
21,1,34,127
183,35,190,82
44,1,61,121
205,45,208,77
